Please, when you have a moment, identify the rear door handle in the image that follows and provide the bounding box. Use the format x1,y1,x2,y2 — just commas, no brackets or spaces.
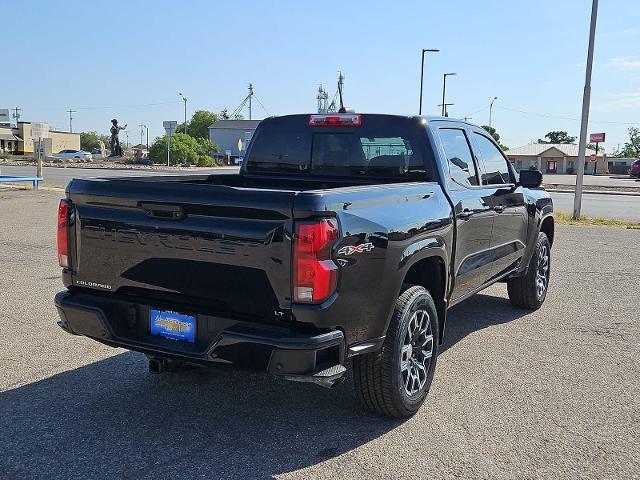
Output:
493,205,504,213
458,208,472,220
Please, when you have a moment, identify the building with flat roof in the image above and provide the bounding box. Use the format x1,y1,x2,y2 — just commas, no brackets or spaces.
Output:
0,122,80,155
505,143,606,174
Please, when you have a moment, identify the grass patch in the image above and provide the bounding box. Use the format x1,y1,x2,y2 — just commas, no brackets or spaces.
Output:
555,211,640,229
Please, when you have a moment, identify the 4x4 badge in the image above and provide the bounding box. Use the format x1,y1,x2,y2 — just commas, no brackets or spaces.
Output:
338,243,374,256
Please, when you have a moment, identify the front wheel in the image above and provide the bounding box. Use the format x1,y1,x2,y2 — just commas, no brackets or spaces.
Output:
353,285,439,418
507,232,551,309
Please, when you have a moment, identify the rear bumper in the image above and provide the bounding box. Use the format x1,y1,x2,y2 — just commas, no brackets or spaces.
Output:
55,290,346,386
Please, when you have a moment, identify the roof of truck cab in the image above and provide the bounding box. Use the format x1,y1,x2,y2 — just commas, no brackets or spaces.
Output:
257,113,479,129
261,113,465,122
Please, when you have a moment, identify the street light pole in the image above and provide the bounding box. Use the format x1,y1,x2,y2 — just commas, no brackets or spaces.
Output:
573,0,599,220
441,73,457,116
489,97,498,127
178,93,188,134
419,49,439,115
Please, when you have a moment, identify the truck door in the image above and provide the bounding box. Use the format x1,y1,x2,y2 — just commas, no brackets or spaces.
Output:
436,127,497,302
470,130,528,277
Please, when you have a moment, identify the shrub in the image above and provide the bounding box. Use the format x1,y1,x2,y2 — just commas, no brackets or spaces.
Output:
149,133,219,166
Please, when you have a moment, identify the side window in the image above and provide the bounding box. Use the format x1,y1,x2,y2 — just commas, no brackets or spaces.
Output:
438,128,478,186
472,133,512,185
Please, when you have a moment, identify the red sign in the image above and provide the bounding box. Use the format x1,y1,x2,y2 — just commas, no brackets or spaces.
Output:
590,133,606,143
590,153,597,162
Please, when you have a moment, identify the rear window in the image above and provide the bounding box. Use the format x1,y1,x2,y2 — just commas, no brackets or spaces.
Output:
245,115,434,180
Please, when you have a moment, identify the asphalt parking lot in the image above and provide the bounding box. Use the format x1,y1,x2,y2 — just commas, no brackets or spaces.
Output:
1,189,639,480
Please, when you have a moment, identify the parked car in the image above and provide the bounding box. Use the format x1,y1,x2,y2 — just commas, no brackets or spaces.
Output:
630,159,640,178
90,148,105,160
54,113,554,418
53,149,92,161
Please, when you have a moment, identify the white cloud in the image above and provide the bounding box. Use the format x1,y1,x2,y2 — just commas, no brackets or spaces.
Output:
598,92,640,110
608,56,640,70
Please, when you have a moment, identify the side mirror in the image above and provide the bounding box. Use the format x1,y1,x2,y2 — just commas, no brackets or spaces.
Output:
519,169,543,188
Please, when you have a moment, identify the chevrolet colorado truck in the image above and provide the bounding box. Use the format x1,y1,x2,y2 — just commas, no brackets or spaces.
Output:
54,113,554,418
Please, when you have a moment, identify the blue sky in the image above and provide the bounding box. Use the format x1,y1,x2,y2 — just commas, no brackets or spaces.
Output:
3,0,639,150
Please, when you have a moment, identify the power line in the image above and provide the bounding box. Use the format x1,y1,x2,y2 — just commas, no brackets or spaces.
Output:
231,84,270,119
494,105,640,125
252,94,270,116
231,96,250,118
463,104,490,119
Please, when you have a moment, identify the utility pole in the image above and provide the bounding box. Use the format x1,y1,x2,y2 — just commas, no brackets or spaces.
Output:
138,123,145,146
573,0,599,220
419,49,439,115
489,97,498,127
248,83,253,120
143,124,149,153
178,93,188,134
67,109,76,133
437,103,454,117
12,106,21,125
441,73,457,116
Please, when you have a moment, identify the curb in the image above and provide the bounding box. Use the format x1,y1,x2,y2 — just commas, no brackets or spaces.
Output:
0,183,65,192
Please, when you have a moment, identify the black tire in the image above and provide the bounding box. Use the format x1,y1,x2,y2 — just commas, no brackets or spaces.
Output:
353,285,439,418
507,232,551,309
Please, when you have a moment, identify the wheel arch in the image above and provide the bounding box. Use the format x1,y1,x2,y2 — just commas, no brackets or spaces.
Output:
401,255,448,344
540,215,554,247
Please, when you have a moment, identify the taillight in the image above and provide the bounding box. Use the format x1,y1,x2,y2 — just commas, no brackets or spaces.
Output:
308,114,361,127
57,199,71,268
293,218,339,303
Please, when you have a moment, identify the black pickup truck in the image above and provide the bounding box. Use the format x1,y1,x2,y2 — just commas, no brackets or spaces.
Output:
55,113,553,418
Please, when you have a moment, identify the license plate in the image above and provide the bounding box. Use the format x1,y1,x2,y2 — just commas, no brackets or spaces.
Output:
150,309,196,343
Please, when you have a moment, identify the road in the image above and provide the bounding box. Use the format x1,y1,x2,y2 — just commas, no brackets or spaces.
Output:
1,189,639,479
0,164,231,187
549,192,640,221
542,173,639,188
3,164,638,222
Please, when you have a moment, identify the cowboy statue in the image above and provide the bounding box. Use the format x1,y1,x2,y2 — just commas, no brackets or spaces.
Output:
109,118,127,157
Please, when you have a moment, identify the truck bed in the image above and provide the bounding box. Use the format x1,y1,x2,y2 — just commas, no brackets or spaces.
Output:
65,174,437,324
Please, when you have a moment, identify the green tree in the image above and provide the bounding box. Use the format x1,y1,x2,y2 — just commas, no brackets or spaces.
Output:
149,133,220,166
175,110,219,140
79,131,110,151
615,127,640,158
537,131,576,144
481,125,509,151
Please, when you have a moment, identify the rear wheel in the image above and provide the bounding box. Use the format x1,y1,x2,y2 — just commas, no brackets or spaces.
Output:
507,232,551,309
353,285,439,418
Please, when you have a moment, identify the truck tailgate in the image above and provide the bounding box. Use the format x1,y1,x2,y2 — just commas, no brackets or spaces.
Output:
67,178,296,321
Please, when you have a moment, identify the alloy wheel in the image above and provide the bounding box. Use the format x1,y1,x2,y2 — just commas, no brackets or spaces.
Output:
400,309,434,396
536,244,549,299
